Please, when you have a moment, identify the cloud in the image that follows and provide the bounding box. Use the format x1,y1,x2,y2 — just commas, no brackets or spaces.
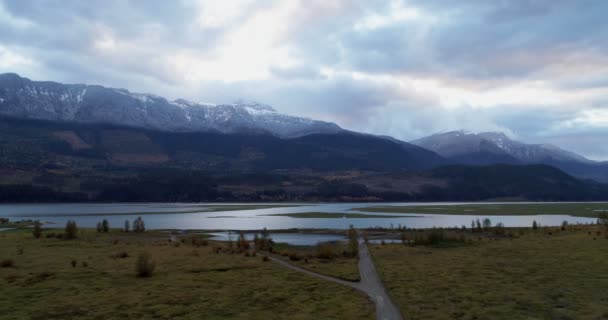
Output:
1,0,608,159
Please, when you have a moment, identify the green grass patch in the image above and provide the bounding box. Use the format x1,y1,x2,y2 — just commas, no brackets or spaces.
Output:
0,228,372,320
271,242,360,281
354,202,608,218
370,225,608,320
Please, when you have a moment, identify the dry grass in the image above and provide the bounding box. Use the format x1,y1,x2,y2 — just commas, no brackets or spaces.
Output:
0,229,373,320
370,225,608,320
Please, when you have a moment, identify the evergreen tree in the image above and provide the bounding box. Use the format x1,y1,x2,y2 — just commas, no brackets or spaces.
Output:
65,220,78,239
102,219,109,233
482,218,492,230
32,220,42,239
532,220,538,231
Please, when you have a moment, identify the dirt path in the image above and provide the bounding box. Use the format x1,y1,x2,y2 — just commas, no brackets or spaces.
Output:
267,239,403,320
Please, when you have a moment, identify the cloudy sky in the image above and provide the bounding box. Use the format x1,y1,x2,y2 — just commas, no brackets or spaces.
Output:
1,0,608,159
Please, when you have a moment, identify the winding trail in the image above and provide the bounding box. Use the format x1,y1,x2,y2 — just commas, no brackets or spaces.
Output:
267,239,403,320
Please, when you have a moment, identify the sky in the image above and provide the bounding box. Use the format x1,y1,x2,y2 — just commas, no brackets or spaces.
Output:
1,0,608,160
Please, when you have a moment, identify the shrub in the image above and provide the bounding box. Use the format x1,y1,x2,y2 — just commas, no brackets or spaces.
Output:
96,222,102,233
64,220,78,239
32,220,42,239
237,231,250,251
112,251,129,259
135,251,155,277
532,220,538,231
1,259,14,268
482,218,492,230
71,260,77,268
133,217,145,233
262,255,269,262
102,219,109,233
561,220,568,231
347,225,358,257
316,243,335,259
258,228,273,251
46,232,56,238
82,261,88,268
289,252,301,261
493,223,505,236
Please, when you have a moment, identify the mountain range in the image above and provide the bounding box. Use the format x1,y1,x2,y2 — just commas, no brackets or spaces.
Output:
0,73,606,201
411,131,608,182
0,73,340,138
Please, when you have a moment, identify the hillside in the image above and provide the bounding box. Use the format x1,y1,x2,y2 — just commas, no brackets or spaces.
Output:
0,117,606,202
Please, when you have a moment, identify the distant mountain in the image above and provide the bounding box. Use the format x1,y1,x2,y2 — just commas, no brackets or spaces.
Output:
0,117,605,202
411,131,608,182
0,73,341,138
0,116,446,173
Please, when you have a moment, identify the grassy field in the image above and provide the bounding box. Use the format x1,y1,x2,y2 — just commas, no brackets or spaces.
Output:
354,202,608,217
370,226,608,320
265,212,415,219
271,242,360,281
0,228,373,320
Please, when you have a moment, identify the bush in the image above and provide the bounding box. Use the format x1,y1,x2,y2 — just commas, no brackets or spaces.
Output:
482,218,492,230
237,231,250,251
112,251,129,259
71,260,77,268
64,220,78,239
347,225,358,257
133,217,146,233
262,255,269,262
32,220,42,239
493,223,506,236
289,252,301,261
1,259,14,268
135,251,155,277
316,243,335,259
102,219,109,233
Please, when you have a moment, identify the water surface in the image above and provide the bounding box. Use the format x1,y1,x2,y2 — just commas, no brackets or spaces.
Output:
0,202,598,231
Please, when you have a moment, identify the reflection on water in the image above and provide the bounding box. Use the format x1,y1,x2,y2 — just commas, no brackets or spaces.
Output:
0,202,599,231
208,232,345,246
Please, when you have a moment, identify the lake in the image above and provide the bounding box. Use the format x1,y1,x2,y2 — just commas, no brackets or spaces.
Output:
0,202,599,231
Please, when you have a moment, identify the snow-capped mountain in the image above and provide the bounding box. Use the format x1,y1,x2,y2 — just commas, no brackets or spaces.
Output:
0,73,341,138
411,130,608,182
412,131,592,164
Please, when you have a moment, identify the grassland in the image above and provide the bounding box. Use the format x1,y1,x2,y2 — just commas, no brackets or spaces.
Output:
354,202,608,217
370,226,608,320
270,242,360,281
265,212,415,219
0,228,373,320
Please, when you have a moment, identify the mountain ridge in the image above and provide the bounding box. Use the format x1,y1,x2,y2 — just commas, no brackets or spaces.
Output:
411,130,608,182
0,73,342,138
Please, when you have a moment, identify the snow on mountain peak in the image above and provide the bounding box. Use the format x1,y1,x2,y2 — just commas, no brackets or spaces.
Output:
0,73,342,138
